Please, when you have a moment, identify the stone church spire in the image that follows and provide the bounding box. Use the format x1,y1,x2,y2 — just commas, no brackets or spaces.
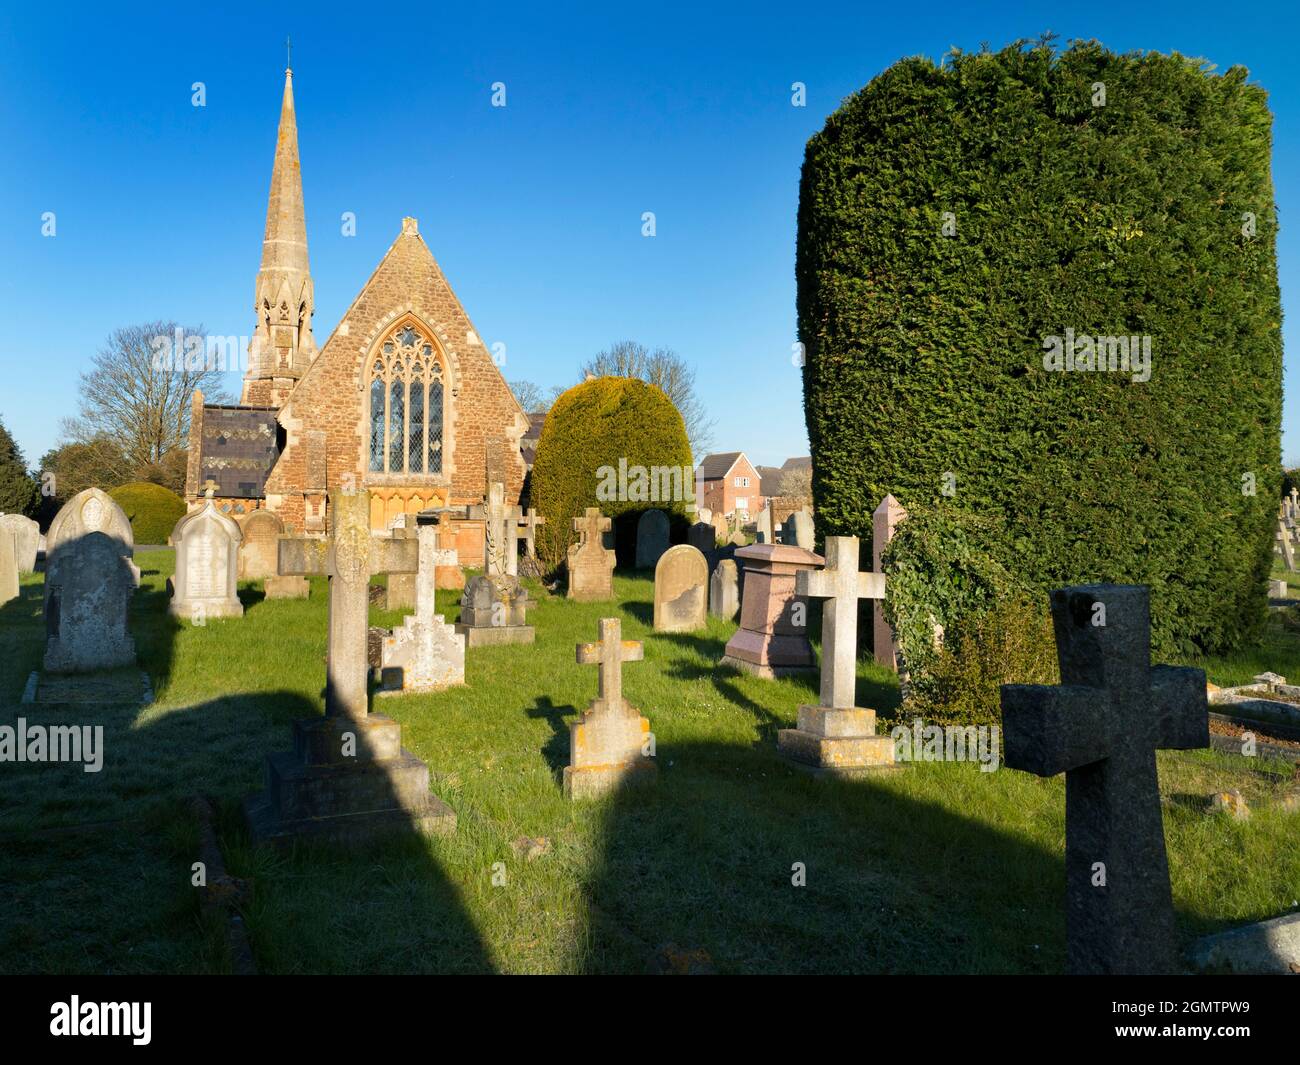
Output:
241,64,317,407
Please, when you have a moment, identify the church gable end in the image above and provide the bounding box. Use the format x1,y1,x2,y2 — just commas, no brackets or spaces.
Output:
265,216,528,531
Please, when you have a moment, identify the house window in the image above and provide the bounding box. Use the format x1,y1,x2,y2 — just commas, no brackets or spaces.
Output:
736,497,749,511
367,321,446,475
734,476,749,488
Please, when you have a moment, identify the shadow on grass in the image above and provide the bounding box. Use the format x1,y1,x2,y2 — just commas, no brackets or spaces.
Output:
525,695,580,781
568,740,1068,974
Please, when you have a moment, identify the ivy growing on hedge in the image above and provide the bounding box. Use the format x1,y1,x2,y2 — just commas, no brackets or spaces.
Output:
530,376,692,572
797,39,1282,656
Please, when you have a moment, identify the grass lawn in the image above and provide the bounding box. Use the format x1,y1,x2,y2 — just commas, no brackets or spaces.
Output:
1,548,1297,974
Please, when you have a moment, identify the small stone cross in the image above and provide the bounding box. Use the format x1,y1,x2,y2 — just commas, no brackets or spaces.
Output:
576,617,643,715
1001,584,1208,974
519,507,546,559
796,536,884,709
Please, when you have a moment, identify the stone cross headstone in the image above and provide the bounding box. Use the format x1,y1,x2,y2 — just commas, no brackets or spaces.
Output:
708,557,739,620
380,524,465,693
653,544,708,632
1276,516,1296,572
564,617,657,799
872,494,907,668
238,510,284,580
0,514,39,574
43,531,137,672
170,495,245,620
468,482,520,578
1001,584,1209,975
245,489,455,844
721,543,822,677
0,526,17,606
520,508,545,559
778,536,894,773
636,509,670,569
567,507,615,601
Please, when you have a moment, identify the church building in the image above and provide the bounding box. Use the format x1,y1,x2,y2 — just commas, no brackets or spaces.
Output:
184,65,529,559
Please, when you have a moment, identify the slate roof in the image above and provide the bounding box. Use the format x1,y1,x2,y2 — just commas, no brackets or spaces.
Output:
197,405,280,498
697,451,744,480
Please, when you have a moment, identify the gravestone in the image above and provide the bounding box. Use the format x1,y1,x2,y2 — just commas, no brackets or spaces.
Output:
170,496,244,620
778,536,895,774
432,509,466,590
456,575,534,646
519,508,546,559
46,487,139,584
653,544,707,632
0,526,17,606
1001,584,1209,974
872,495,907,669
697,507,713,525
710,512,729,544
564,617,657,798
384,521,418,611
636,509,670,569
0,514,39,574
567,507,615,601
468,482,520,578
1276,517,1296,571
687,521,715,553
43,531,137,672
721,543,822,677
708,557,739,620
756,505,773,545
245,489,456,844
238,510,284,580
380,523,465,693
783,509,814,550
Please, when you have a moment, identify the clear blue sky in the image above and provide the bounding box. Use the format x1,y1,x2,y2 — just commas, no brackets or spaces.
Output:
1,1,1297,469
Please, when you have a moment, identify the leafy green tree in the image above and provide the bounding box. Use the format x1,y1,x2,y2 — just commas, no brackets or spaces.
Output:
0,416,38,516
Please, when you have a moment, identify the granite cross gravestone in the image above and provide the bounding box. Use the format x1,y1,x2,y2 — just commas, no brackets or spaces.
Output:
778,536,894,773
245,489,456,843
567,507,615,601
636,509,670,568
564,617,657,798
1001,584,1209,974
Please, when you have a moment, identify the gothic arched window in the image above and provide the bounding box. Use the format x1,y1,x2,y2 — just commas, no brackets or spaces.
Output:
367,322,446,475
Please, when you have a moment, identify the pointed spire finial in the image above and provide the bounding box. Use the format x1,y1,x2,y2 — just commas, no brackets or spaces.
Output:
286,35,292,74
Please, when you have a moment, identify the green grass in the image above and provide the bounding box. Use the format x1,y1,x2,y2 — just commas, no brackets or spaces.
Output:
1,549,1297,974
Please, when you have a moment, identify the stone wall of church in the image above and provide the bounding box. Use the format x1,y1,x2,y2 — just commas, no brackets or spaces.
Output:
261,219,528,535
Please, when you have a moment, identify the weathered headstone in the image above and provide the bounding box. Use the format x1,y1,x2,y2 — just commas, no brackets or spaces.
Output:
170,496,244,620
778,536,894,774
1001,584,1209,974
720,543,822,677
1269,578,1288,599
710,512,729,544
384,520,418,610
380,524,465,693
636,509,670,569
564,617,657,799
709,557,740,620
872,494,907,669
0,526,18,606
567,507,615,601
0,514,39,574
43,531,137,672
245,489,456,844
468,482,520,578
696,506,713,525
783,509,814,550
653,544,707,632
687,521,715,553
46,487,139,584
756,505,773,545
456,574,534,646
237,510,283,580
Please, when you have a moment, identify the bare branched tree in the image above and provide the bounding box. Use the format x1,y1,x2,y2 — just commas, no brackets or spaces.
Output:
579,341,714,459
62,322,232,476
775,465,813,509
508,379,547,412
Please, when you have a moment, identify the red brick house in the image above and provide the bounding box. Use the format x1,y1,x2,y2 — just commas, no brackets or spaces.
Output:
696,452,764,519
184,67,528,561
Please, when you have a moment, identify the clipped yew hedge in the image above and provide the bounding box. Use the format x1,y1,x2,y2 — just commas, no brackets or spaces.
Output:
797,39,1282,655
531,376,692,571
109,481,186,545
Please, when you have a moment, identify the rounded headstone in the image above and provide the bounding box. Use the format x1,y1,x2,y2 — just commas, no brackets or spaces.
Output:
653,544,708,632
635,508,670,569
